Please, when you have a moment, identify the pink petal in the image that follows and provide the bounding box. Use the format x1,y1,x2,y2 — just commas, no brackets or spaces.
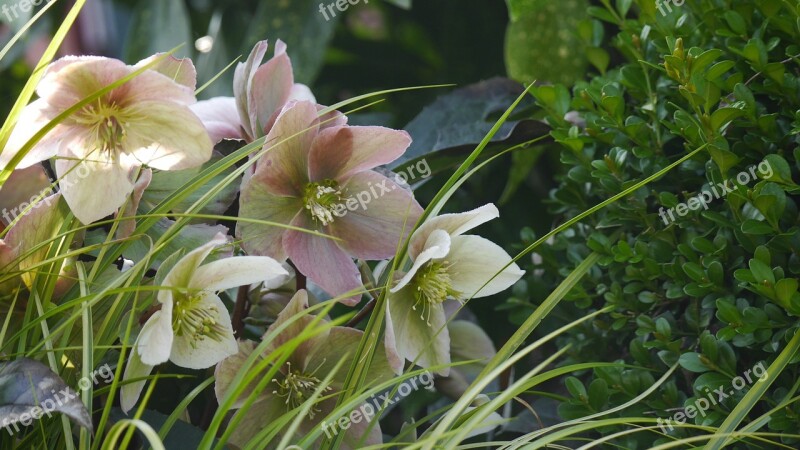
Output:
189,97,243,143
308,126,412,181
250,41,294,136
331,171,422,260
134,54,197,90
238,173,303,261
234,41,269,140
253,101,319,196
283,214,363,305
36,56,130,109
289,84,316,103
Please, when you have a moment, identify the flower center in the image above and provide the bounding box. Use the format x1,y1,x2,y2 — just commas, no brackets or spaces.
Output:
272,362,333,418
411,261,459,326
302,179,344,226
74,99,130,161
172,294,227,344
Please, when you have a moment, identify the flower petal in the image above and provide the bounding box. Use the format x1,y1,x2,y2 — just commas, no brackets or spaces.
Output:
136,305,174,366
121,347,155,414
189,97,243,143
55,151,136,225
214,340,262,409
264,290,328,366
283,214,364,305
308,126,412,181
170,292,237,369
290,83,316,103
447,235,525,299
134,54,197,90
36,56,130,109
227,398,287,448
391,229,450,293
331,171,422,260
124,101,213,171
238,174,303,261
116,168,152,240
2,99,63,170
385,285,450,375
189,256,289,292
409,204,499,259
306,326,394,387
160,232,228,300
234,40,270,140
250,39,294,136
253,100,319,196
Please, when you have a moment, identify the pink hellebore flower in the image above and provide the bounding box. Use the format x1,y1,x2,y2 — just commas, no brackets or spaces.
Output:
190,40,315,144
238,100,423,305
1,55,213,224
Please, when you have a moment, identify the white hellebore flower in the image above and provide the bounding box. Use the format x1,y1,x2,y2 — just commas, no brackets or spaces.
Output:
121,233,288,413
384,204,525,375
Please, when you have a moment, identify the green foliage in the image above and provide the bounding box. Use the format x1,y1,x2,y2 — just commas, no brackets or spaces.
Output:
505,0,800,446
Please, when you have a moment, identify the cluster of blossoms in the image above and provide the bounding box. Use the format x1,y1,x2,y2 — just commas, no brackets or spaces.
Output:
0,40,524,447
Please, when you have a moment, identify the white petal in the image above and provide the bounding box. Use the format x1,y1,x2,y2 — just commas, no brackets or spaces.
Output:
159,233,228,302
447,235,525,299
409,204,499,259
188,256,289,292
121,346,155,414
137,305,174,366
2,99,61,170
391,229,451,293
169,292,238,369
55,150,137,225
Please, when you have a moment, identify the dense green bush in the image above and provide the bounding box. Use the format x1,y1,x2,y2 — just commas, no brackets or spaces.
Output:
505,0,800,446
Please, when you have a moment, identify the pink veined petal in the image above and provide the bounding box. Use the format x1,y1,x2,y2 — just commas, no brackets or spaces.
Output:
234,40,270,140
331,170,422,260
54,150,137,225
238,173,303,261
316,104,348,131
263,290,329,368
2,99,64,170
446,235,525,299
122,67,197,106
36,56,130,109
189,256,289,292
189,97,243,143
385,285,451,376
133,53,197,90
250,41,294,137
124,100,213,171
392,229,451,293
308,126,412,181
253,101,319,196
283,214,364,305
409,203,499,260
